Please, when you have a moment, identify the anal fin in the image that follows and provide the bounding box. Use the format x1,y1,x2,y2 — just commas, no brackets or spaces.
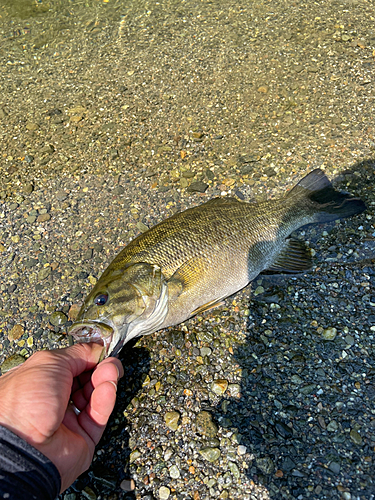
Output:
191,298,226,317
264,238,312,274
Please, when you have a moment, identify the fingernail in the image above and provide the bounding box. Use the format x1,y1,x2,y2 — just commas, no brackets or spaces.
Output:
109,380,117,391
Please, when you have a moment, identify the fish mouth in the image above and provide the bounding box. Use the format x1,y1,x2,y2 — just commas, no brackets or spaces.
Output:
68,321,115,355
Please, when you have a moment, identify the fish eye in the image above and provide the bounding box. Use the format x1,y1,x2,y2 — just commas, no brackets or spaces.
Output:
94,293,108,306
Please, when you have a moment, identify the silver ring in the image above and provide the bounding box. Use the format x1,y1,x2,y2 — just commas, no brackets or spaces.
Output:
70,401,81,415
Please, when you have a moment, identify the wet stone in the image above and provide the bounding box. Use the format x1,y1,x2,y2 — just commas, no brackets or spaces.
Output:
120,479,135,491
37,213,51,223
56,190,69,201
50,311,67,327
136,221,149,233
159,486,170,499
237,445,247,455
169,464,180,479
22,183,34,194
199,447,221,462
187,181,208,193
256,456,274,474
322,327,337,340
129,449,141,463
38,267,51,280
0,353,26,373
254,286,264,296
26,122,39,131
81,487,96,500
211,379,228,395
164,411,180,431
329,461,341,474
327,420,339,432
350,428,362,445
8,324,24,341
196,330,213,342
196,411,218,437
291,374,303,385
228,461,240,479
228,384,241,397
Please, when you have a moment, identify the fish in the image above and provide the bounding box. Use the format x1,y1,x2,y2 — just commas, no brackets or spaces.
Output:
68,169,366,357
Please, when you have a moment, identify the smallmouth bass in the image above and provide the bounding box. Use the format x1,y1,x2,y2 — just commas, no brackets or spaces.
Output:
68,169,365,357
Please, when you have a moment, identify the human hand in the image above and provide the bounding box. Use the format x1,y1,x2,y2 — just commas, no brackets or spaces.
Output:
0,343,124,492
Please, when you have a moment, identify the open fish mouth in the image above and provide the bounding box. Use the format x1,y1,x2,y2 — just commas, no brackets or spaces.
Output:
68,321,115,354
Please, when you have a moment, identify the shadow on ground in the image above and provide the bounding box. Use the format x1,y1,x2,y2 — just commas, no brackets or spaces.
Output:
61,342,150,500
211,159,375,498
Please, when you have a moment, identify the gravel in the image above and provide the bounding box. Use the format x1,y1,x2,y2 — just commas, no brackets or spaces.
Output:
0,0,375,499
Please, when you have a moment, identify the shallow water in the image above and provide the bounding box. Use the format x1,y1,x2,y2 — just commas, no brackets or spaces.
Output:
0,1,374,499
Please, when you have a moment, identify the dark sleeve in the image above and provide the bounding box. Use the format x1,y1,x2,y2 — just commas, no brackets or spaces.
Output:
0,425,61,500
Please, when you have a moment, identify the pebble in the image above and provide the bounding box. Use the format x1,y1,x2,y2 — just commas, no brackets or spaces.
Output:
228,383,241,397
120,479,135,491
169,464,180,478
129,449,141,463
329,461,340,474
68,303,81,321
136,221,149,232
291,374,303,385
164,410,180,431
159,486,170,499
199,447,221,462
256,456,274,474
322,327,337,340
350,428,362,445
200,346,211,357
0,353,26,373
49,311,68,327
187,181,208,193
81,487,96,500
37,213,51,223
8,324,24,341
345,334,355,346
211,379,228,395
26,121,39,131
38,267,51,280
196,411,218,437
228,460,240,478
237,445,247,455
22,183,34,194
327,420,339,432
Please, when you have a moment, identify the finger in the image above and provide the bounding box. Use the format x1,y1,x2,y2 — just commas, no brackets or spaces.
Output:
103,357,124,379
71,387,90,411
77,370,93,388
52,343,105,378
78,380,118,445
91,361,120,389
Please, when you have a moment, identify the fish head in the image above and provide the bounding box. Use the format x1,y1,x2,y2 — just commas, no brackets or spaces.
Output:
68,263,169,358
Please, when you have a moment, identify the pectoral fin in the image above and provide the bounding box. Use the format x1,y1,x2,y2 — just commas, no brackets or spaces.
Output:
168,256,207,290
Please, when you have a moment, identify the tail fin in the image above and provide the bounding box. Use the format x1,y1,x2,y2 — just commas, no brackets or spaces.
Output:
287,168,366,223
